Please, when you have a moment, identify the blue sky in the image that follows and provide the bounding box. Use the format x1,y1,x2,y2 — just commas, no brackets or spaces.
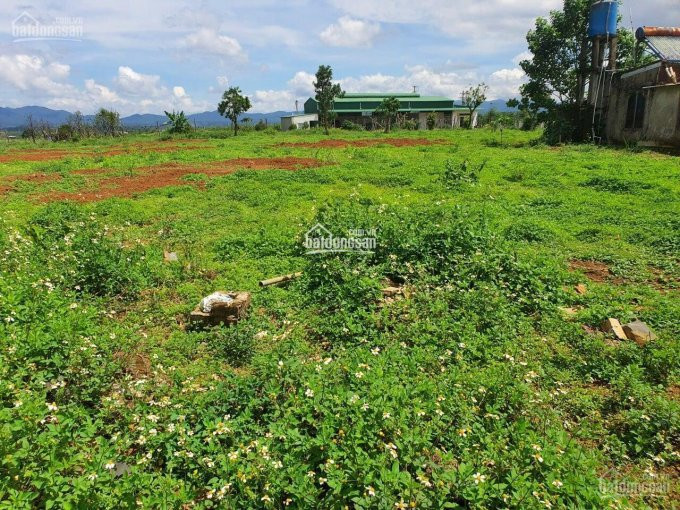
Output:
0,0,674,114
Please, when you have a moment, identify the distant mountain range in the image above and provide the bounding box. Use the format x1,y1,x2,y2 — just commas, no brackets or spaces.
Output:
0,107,294,130
0,100,516,130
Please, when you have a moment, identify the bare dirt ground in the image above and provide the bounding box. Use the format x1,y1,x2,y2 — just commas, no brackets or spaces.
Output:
35,156,327,203
0,140,214,163
569,259,613,282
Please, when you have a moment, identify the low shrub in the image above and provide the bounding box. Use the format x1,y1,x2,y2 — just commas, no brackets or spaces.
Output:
442,159,486,188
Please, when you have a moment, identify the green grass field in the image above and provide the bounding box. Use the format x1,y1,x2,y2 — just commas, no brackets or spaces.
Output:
0,128,678,508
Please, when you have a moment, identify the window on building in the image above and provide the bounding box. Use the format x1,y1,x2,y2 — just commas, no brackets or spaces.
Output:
625,92,645,130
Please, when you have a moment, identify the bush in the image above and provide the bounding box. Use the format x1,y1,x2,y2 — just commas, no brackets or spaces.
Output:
302,200,563,329
426,112,437,130
254,120,267,131
505,221,555,243
24,204,151,298
401,118,418,130
442,159,486,188
340,120,363,131
288,123,298,131
54,123,75,142
198,321,258,366
582,176,651,194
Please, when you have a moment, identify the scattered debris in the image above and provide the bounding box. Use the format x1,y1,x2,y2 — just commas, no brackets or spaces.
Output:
622,319,657,347
259,272,303,287
163,251,179,262
199,292,234,313
254,331,268,340
114,462,132,478
575,283,587,295
601,318,627,341
190,291,251,327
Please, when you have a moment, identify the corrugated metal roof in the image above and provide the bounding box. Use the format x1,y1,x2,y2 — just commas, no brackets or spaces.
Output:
332,108,468,113
333,95,453,103
646,35,680,62
343,92,419,98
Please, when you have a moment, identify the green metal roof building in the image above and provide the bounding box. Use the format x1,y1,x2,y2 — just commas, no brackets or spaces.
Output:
303,92,475,129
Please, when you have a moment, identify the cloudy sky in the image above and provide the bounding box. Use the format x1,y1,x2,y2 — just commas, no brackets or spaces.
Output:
0,0,674,114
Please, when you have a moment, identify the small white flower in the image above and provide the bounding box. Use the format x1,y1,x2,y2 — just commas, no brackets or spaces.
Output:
552,480,563,488
472,472,486,484
104,462,116,470
305,388,314,398
47,402,58,412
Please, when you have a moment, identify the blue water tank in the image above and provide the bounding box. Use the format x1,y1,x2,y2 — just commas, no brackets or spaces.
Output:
588,1,618,37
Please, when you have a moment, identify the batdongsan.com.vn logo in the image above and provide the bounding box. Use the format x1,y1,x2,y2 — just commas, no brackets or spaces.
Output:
598,468,670,498
304,223,377,255
12,11,83,42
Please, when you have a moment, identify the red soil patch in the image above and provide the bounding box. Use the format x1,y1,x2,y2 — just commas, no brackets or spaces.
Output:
280,138,443,149
0,149,74,163
0,172,63,195
3,173,61,184
569,259,624,284
37,156,326,203
0,139,213,163
101,141,212,157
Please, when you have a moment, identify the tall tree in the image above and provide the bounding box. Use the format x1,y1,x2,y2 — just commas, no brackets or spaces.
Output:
314,65,343,135
218,87,252,136
374,96,401,133
461,83,488,129
93,108,121,136
516,0,649,144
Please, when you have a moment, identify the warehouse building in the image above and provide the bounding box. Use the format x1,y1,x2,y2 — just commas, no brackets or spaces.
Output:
299,93,475,130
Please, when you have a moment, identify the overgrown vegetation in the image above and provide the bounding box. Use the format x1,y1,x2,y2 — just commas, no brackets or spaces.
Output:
0,127,677,508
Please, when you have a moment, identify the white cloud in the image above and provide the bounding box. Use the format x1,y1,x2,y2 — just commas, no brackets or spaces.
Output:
0,54,74,97
85,79,123,104
115,66,166,97
327,0,564,51
320,16,381,47
251,89,295,112
338,65,478,99
512,51,532,65
216,76,229,88
488,68,526,98
287,71,315,96
0,52,210,115
180,28,247,60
